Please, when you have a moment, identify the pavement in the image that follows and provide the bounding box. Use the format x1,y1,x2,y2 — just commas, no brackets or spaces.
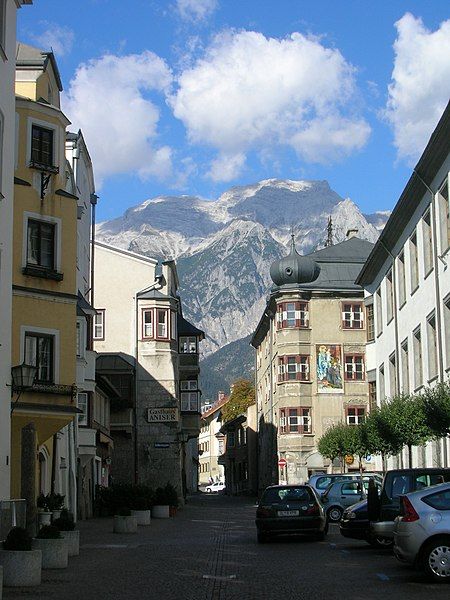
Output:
3,493,449,599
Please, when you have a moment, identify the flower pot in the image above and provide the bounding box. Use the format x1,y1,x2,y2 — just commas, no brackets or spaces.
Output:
152,505,170,519
52,510,62,520
0,549,42,586
113,515,137,533
38,511,52,526
60,530,80,556
32,538,68,569
131,510,151,526
169,506,177,517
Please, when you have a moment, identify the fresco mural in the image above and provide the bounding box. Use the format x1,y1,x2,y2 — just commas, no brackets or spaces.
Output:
316,344,343,393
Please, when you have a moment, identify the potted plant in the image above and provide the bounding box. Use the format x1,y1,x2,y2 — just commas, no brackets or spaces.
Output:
113,508,137,533
36,493,52,526
130,496,152,526
152,487,170,519
0,527,41,587
47,493,65,520
53,510,79,556
32,525,68,569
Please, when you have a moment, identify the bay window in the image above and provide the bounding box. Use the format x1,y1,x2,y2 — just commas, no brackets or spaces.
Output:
276,301,309,329
142,309,153,339
77,392,88,426
278,355,309,382
31,124,54,168
157,309,168,339
180,380,199,412
179,336,197,353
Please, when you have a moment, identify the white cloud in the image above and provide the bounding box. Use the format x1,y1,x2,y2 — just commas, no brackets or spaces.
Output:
385,13,450,164
170,30,370,180
176,0,217,23
208,152,246,182
32,22,74,57
63,52,173,186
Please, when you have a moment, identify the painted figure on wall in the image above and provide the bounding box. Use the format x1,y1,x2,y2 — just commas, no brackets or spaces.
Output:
316,344,343,393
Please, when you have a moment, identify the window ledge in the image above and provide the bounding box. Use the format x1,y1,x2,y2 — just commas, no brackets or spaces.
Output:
427,374,439,385
411,284,419,297
424,267,434,281
28,161,59,174
278,380,312,384
413,384,424,393
398,300,406,311
0,45,7,62
22,265,63,281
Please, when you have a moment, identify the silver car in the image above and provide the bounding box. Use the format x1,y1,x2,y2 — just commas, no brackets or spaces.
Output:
394,482,450,582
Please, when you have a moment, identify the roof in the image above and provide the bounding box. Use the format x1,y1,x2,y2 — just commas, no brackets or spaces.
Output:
77,291,96,316
96,374,121,399
96,353,135,373
357,101,450,286
177,314,205,339
16,42,63,91
202,395,229,420
137,288,171,300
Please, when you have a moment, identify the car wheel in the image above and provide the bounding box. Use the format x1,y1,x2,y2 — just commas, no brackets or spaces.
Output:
206,488,212,493
422,536,450,582
327,506,343,522
257,532,269,544
368,535,393,549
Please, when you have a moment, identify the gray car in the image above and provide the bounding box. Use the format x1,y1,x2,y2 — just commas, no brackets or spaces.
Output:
321,478,382,522
393,482,450,582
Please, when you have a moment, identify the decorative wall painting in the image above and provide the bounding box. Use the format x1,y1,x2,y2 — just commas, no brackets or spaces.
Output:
316,344,343,393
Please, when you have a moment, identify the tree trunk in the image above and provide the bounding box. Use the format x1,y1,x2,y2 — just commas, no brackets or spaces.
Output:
408,444,413,468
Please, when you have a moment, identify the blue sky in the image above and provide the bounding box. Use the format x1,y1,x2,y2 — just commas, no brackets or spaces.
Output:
18,1,450,221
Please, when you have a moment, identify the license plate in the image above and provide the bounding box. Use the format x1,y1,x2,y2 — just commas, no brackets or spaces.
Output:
277,510,299,517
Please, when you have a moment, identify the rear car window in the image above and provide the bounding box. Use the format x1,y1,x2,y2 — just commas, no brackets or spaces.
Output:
262,487,313,503
341,482,362,495
422,489,450,510
316,475,351,490
387,474,412,498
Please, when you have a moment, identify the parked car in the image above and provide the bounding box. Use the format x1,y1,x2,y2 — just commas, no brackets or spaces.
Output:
255,484,327,543
205,481,226,493
308,472,382,495
321,478,382,522
394,482,450,582
371,469,450,542
340,468,450,547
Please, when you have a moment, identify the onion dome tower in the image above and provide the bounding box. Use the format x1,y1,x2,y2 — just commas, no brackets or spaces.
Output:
270,234,320,287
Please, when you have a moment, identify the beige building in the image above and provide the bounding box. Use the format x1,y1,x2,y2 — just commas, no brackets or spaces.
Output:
198,393,228,485
251,235,374,490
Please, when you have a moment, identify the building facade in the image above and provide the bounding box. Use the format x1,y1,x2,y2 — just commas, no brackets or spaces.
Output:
11,43,79,527
357,101,450,470
0,0,32,500
251,235,374,490
198,392,228,486
94,242,204,501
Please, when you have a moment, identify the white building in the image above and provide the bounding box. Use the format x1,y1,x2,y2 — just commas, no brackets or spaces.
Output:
198,393,228,485
357,101,450,469
0,0,32,499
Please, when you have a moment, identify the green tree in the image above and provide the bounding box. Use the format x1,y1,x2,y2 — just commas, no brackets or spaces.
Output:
317,422,353,471
221,378,255,423
421,383,450,438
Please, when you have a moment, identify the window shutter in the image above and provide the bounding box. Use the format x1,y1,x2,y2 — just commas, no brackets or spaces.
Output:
294,302,301,327
276,305,283,330
295,355,302,381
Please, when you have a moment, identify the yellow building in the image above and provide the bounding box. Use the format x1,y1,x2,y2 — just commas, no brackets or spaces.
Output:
11,44,79,511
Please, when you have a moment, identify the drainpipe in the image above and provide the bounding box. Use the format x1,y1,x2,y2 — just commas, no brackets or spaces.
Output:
134,293,139,484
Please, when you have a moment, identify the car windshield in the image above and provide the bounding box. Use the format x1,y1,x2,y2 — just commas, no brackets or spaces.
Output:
262,487,313,504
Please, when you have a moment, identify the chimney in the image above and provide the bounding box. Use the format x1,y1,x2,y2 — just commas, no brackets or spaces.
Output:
346,228,358,239
218,391,225,403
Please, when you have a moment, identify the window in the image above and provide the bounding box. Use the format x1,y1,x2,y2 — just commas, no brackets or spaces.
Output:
31,124,54,167
376,288,383,336
344,354,365,381
366,303,374,342
179,336,197,353
423,210,433,275
280,407,311,434
27,219,55,269
410,232,419,292
386,270,394,323
422,489,450,511
342,302,364,329
76,322,82,358
157,309,168,338
369,380,377,411
227,432,235,447
142,309,153,339
379,363,385,402
181,380,197,391
93,310,105,340
341,482,362,495
24,332,54,383
278,355,309,382
413,327,423,389
346,406,366,425
389,352,397,396
401,340,409,394
438,176,449,253
77,392,88,426
171,311,177,340
398,252,406,307
181,391,199,412
427,313,438,380
276,301,309,329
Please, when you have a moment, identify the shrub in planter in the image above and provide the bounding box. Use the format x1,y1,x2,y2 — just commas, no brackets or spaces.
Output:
53,511,79,557
130,497,152,526
113,507,137,533
152,487,170,519
36,493,52,526
32,525,68,569
0,527,41,587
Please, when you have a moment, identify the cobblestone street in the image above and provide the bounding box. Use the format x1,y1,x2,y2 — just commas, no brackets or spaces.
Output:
3,494,450,600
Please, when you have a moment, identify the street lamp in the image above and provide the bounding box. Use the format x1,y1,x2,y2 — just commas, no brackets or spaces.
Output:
11,363,37,413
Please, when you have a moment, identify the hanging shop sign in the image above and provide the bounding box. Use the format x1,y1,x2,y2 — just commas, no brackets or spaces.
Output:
146,407,179,423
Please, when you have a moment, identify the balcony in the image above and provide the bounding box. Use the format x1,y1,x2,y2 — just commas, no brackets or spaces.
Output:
110,408,133,433
178,353,200,374
77,428,96,456
181,412,201,439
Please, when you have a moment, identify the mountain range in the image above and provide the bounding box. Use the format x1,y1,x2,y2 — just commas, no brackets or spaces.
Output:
97,179,386,399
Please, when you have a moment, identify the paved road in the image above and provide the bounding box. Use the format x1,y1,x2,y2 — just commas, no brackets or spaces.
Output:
4,494,449,599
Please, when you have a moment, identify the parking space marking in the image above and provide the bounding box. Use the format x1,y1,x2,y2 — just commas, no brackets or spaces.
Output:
202,574,237,580
376,573,390,581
